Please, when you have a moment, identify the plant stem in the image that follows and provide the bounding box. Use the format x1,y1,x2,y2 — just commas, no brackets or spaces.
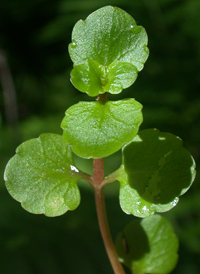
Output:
93,158,126,274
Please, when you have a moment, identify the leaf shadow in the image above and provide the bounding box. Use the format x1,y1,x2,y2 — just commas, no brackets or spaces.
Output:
116,219,150,262
123,129,195,205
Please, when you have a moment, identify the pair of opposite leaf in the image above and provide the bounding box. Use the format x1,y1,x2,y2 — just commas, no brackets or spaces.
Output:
4,131,184,274
62,5,148,159
69,5,148,96
4,128,195,218
4,5,195,218
4,6,196,274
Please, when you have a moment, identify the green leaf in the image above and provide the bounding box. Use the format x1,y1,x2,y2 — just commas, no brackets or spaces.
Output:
69,6,149,96
4,134,83,217
71,60,138,96
71,60,106,96
61,99,143,158
104,61,138,94
115,215,179,274
116,129,196,217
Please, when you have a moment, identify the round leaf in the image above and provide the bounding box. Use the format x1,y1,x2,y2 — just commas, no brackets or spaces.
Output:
71,60,106,96
69,6,149,95
117,129,196,217
115,215,179,274
4,134,83,217
71,60,138,96
104,61,138,94
61,99,143,159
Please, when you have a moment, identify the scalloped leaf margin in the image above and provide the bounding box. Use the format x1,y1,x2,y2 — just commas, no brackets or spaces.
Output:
115,215,179,274
61,99,143,159
69,6,149,96
114,129,196,217
4,134,83,217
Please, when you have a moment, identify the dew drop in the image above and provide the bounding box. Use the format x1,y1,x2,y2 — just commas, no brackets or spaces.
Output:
131,25,134,29
142,205,150,213
171,197,179,207
70,165,79,173
158,136,166,140
71,41,77,48
150,204,155,210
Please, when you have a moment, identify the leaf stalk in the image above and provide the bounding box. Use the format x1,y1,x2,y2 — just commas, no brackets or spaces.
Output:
93,158,126,274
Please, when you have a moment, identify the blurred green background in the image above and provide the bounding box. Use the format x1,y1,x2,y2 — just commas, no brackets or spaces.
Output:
0,0,199,273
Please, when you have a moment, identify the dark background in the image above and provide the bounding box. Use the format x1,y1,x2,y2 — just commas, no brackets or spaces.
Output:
0,0,200,273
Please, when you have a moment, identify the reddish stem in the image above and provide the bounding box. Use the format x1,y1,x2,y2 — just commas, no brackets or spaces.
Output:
93,158,126,274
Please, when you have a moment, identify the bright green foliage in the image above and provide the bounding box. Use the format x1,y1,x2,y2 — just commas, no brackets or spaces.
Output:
3,5,197,274
71,60,138,96
61,99,143,158
115,215,179,274
116,129,196,217
69,5,149,96
4,134,83,217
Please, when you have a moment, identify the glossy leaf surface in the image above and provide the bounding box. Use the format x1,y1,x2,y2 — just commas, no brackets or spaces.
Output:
61,99,143,158
69,6,149,96
115,215,179,274
4,134,83,217
116,129,196,217
71,60,138,96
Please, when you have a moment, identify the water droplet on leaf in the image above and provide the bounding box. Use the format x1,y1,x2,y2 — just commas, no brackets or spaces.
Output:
70,165,79,173
71,41,77,48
